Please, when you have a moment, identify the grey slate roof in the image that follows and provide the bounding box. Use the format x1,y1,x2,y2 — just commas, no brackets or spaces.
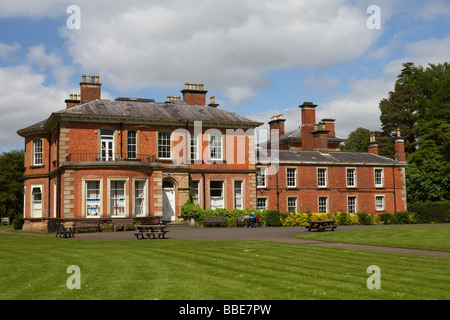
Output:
55,99,262,125
279,127,345,143
258,150,399,165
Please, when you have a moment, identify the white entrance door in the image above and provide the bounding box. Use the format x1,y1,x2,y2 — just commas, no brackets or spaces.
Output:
162,181,175,222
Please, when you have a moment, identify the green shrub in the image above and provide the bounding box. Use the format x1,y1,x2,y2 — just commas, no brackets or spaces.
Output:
378,213,395,224
356,212,376,225
408,201,450,223
394,211,411,224
281,212,309,226
264,210,288,227
333,212,351,225
307,213,331,221
13,215,24,230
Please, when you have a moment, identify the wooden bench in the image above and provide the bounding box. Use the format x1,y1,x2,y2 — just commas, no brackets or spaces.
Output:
73,219,101,233
306,220,337,232
112,218,135,232
236,216,249,227
203,216,228,227
55,224,75,238
134,216,169,239
1,217,10,226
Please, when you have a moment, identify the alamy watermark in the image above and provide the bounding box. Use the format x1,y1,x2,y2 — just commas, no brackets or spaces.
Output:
67,5,81,30
366,265,381,290
66,265,81,290
367,5,381,30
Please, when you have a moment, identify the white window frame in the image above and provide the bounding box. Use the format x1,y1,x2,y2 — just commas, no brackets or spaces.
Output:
190,132,199,161
287,197,298,213
287,168,297,188
158,131,172,159
100,129,115,161
257,167,267,188
209,132,223,161
318,196,328,213
53,180,57,218
348,196,357,214
375,195,385,211
133,178,147,217
374,168,384,188
210,180,224,210
190,180,201,207
257,197,268,211
84,179,102,218
346,168,356,188
233,180,244,210
31,185,43,218
33,140,43,166
109,179,128,218
317,168,327,188
128,130,137,159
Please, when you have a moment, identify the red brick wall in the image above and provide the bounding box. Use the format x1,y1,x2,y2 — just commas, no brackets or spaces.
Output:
258,164,406,214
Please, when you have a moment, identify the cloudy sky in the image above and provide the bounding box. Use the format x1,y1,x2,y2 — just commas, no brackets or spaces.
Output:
1,0,450,151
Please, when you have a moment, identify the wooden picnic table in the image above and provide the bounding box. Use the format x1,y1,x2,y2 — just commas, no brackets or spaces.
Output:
134,224,169,239
306,220,337,232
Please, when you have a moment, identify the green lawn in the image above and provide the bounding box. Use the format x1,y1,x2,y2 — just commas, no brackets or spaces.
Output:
0,232,449,300
295,225,450,252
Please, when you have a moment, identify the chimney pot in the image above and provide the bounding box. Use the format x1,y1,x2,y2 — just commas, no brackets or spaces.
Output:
79,73,102,103
181,82,208,105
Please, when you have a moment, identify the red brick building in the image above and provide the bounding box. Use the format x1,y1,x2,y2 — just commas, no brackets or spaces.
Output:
256,103,407,215
18,75,262,231
18,75,407,231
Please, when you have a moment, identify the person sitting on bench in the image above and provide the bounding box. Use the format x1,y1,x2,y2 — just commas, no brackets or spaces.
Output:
247,212,257,228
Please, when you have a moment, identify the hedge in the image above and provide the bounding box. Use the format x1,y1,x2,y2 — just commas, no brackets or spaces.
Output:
407,201,450,223
180,200,450,227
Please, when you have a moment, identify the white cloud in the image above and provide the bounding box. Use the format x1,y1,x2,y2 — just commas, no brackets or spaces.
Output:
0,42,21,61
420,0,450,21
26,43,75,88
383,34,450,77
56,0,380,105
0,65,69,151
249,76,395,141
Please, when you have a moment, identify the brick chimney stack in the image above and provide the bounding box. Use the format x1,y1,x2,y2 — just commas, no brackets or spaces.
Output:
300,102,318,151
312,122,329,153
80,74,101,103
181,83,208,105
321,118,336,137
368,133,379,155
65,93,81,109
395,129,406,162
269,114,286,141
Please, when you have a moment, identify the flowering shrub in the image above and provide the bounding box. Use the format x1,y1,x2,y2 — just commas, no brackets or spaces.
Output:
281,213,309,226
331,212,361,225
281,212,330,226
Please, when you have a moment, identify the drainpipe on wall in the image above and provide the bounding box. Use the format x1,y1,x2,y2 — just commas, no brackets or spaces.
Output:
393,164,397,213
202,170,206,209
47,132,51,228
56,122,61,224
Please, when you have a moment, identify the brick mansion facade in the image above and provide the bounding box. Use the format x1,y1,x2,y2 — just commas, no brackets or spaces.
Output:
18,75,407,231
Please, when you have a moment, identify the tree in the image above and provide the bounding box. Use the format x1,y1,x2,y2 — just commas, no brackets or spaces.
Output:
378,62,450,202
0,150,25,218
341,127,370,152
406,138,450,202
379,63,420,155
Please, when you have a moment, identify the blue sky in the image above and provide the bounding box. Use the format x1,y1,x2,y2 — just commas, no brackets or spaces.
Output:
1,0,450,152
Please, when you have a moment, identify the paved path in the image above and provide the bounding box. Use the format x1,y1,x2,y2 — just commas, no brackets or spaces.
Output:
70,224,450,258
